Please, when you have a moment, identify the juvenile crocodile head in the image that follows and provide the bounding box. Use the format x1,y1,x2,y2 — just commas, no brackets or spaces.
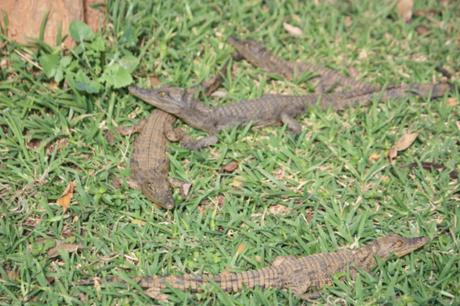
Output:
228,36,294,78
372,234,428,259
141,180,174,210
129,86,191,115
129,86,214,132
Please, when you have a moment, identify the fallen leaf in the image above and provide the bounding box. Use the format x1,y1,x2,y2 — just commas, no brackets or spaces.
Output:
236,243,246,255
112,177,122,188
27,139,41,149
0,58,9,69
414,9,440,17
343,16,352,27
388,132,418,163
46,138,69,155
358,49,368,60
211,89,227,98
169,179,192,197
181,182,192,197
230,176,244,188
369,153,381,162
131,219,146,226
48,81,59,90
397,0,414,23
105,130,115,145
274,168,285,180
23,216,42,228
305,208,314,222
415,25,431,36
447,98,458,106
149,76,161,87
197,199,210,214
456,121,460,131
47,242,81,258
56,181,75,212
7,269,19,281
283,22,303,37
269,204,292,216
407,162,458,180
222,161,238,173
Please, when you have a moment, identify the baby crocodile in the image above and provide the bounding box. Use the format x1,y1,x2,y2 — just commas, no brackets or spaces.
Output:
129,110,178,209
129,61,230,208
228,36,377,93
128,82,450,149
79,234,428,301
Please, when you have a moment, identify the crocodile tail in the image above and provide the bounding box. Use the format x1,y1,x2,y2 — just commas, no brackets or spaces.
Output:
137,274,210,292
328,82,450,110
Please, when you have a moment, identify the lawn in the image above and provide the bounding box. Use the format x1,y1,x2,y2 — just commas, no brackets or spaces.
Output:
0,0,459,305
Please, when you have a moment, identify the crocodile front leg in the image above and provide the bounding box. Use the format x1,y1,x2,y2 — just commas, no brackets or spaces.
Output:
181,134,218,150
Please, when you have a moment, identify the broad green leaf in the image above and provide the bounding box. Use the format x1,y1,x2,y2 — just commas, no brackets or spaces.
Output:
69,21,95,42
39,53,60,78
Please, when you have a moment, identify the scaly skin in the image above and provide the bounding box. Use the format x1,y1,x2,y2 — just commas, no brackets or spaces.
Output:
129,60,230,208
79,234,428,300
130,110,176,209
128,82,451,149
228,36,378,93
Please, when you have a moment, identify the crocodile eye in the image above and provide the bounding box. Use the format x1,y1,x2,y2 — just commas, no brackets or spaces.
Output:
159,91,166,97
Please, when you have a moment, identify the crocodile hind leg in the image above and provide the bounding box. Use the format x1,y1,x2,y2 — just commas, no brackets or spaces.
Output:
181,134,218,150
280,113,302,134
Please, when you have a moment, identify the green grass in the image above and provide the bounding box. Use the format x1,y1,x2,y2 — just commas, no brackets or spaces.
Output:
1,0,459,304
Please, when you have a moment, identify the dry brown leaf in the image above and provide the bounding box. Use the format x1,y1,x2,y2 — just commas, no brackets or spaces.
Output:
181,182,192,197
56,181,75,212
305,208,314,222
7,269,19,281
169,179,192,197
149,76,161,87
230,177,243,188
211,89,228,98
369,153,381,162
274,168,285,180
236,243,246,255
397,0,414,23
343,16,353,27
47,242,80,258
27,139,41,150
283,22,303,37
447,98,458,106
415,25,431,36
105,130,115,145
131,219,146,226
358,49,369,60
388,132,418,162
217,194,225,207
269,204,291,216
222,161,238,173
46,138,69,155
0,58,9,69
